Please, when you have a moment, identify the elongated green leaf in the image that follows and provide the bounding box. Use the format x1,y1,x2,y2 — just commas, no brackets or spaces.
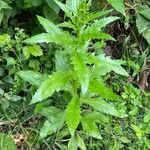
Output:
0,10,4,25
67,136,78,150
81,29,115,41
83,112,109,124
81,115,102,139
136,12,150,44
37,15,61,33
31,71,73,104
89,79,121,101
46,0,62,13
66,98,81,136
23,33,52,44
40,111,65,138
17,71,47,86
0,1,11,10
54,0,73,18
23,32,74,49
86,10,113,23
107,0,126,16
91,16,119,30
0,133,16,150
58,21,76,30
82,98,120,117
55,51,71,72
139,5,150,20
71,52,89,94
66,0,80,13
76,134,86,150
98,54,128,76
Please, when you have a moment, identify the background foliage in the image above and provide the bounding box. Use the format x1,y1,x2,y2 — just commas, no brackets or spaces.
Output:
0,0,150,150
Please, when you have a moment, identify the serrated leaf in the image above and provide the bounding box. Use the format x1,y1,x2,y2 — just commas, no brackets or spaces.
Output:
40,111,65,139
89,79,121,101
37,15,61,33
81,115,102,139
98,54,128,76
83,112,109,124
76,134,86,150
23,45,43,59
31,71,73,104
29,45,43,56
107,0,126,16
0,34,10,45
23,33,52,44
54,0,73,18
136,13,150,44
81,29,115,42
82,98,120,117
17,71,47,86
71,52,89,94
66,98,81,136
24,32,74,49
58,21,76,30
55,51,71,72
91,16,119,30
136,13,149,34
0,133,16,150
86,10,113,23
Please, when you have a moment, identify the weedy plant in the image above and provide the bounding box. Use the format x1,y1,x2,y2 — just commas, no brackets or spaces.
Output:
17,0,130,149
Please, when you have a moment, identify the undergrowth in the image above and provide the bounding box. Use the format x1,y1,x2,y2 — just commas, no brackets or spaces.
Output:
0,0,150,150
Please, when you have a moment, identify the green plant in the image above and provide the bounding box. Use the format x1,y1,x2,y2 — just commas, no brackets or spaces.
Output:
17,0,130,149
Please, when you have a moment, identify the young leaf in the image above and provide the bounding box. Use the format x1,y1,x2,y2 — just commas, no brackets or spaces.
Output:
31,71,73,104
23,45,43,59
71,52,89,94
82,98,120,117
107,0,126,16
17,71,47,86
81,115,102,139
66,98,81,136
37,15,61,34
89,79,121,101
